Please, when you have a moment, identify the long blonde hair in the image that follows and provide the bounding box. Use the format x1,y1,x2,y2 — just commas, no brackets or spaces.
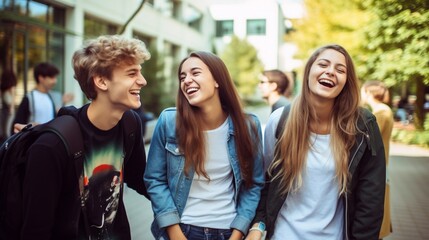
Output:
269,44,361,195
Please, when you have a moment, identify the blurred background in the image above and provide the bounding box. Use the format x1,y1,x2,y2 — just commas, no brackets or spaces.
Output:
1,0,428,145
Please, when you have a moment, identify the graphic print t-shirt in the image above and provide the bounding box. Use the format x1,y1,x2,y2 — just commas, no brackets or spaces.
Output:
79,108,124,240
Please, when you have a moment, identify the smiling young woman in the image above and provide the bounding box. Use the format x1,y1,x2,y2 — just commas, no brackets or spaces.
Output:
247,44,386,240
144,51,264,240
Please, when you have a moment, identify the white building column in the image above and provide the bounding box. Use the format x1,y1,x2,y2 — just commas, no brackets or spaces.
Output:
64,0,85,106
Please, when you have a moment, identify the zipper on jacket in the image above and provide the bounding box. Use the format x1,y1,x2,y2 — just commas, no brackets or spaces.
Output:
345,135,365,240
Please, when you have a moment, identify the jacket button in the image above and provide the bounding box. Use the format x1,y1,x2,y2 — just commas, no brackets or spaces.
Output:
175,148,179,153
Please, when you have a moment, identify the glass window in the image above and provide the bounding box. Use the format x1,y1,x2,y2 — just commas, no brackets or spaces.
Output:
133,32,153,48
183,4,202,31
216,20,233,37
8,0,27,15
247,19,266,35
0,0,66,104
28,1,48,22
154,0,173,18
84,16,118,39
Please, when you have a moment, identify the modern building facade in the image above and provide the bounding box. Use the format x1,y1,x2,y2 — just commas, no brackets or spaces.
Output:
0,0,215,107
209,0,292,72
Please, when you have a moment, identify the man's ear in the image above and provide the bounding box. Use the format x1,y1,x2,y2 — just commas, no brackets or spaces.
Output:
269,82,278,92
93,76,108,91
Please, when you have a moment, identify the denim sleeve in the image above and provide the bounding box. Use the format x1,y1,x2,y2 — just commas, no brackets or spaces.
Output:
143,110,181,229
230,115,265,234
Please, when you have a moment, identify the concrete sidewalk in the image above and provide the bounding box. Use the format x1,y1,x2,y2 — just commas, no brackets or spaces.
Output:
389,141,429,157
385,141,429,240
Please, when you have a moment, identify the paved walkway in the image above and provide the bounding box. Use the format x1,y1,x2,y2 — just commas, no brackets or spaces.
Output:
385,142,429,240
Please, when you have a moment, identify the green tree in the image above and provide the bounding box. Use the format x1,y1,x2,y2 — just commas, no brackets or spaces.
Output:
361,0,429,129
220,35,264,101
287,0,370,62
140,45,174,116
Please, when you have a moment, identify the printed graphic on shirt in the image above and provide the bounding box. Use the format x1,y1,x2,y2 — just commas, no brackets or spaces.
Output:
83,142,124,240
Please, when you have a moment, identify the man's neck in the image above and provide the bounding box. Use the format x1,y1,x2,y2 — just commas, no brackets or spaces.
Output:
268,93,281,106
35,85,49,93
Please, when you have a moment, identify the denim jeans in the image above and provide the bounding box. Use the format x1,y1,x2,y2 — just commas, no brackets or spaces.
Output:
180,223,232,240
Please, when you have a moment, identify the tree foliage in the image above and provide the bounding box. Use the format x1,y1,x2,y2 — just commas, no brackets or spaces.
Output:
285,0,428,129
287,0,370,63
220,35,264,100
361,0,429,129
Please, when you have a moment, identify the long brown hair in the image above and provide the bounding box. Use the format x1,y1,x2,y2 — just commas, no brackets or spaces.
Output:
176,51,259,188
270,44,361,195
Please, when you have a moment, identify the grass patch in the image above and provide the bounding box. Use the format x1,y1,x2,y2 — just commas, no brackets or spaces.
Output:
391,114,429,148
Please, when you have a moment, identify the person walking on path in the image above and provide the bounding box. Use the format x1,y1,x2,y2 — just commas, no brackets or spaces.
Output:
11,62,74,134
258,69,291,113
361,80,394,239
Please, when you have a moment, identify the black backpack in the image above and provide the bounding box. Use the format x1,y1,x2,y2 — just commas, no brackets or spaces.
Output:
275,104,291,139
0,115,84,239
0,107,139,239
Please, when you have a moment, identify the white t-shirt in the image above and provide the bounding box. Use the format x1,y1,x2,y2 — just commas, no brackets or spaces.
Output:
264,108,344,239
181,118,236,229
31,90,55,123
271,133,344,240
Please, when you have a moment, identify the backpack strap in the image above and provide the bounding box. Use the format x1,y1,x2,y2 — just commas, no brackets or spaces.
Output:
44,115,84,160
275,104,291,139
121,110,139,161
27,91,34,123
44,115,90,237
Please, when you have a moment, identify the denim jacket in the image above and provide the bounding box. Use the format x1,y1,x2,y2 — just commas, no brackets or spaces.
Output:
144,108,264,239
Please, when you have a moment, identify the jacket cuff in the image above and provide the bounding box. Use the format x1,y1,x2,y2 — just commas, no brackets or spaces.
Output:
230,215,251,234
156,210,181,228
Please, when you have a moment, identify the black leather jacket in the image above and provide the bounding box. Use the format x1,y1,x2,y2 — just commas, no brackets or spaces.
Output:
253,108,386,240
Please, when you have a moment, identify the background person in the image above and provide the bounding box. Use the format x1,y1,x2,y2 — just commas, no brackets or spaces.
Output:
11,62,74,134
361,80,394,239
144,51,264,240
0,69,17,143
258,69,291,113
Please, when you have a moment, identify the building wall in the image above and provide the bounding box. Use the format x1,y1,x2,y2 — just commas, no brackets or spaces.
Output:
210,0,286,71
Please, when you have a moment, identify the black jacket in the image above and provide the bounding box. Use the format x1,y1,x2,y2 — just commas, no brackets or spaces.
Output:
253,108,386,240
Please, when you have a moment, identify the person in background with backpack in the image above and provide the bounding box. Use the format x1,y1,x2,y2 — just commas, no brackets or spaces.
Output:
246,44,386,240
144,51,264,240
258,69,291,113
11,62,74,134
4,35,151,240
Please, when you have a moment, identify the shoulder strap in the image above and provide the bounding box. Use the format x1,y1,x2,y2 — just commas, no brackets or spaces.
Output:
44,115,84,160
27,91,34,122
275,104,291,139
122,110,139,159
43,115,90,236
46,92,57,118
